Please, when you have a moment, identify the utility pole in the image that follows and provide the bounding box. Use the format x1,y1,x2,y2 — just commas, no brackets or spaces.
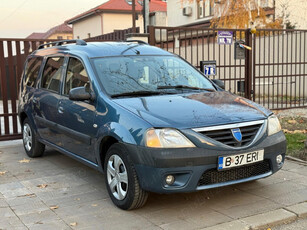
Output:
143,0,150,33
132,0,136,33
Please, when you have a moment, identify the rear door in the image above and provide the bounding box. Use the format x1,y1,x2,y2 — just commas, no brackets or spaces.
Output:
57,57,97,162
33,56,65,146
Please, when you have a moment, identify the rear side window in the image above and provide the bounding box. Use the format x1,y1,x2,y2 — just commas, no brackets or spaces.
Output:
41,57,64,93
24,57,43,87
64,57,89,95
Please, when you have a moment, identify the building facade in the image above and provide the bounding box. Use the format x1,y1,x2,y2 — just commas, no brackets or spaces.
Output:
66,0,167,39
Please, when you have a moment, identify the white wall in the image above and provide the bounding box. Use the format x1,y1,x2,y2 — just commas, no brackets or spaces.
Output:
167,0,212,27
73,15,102,39
102,13,144,34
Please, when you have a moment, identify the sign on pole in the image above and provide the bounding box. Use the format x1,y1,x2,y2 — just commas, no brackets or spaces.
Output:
200,61,216,76
217,31,233,45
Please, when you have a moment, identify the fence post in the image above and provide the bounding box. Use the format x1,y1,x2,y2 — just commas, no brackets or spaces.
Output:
148,26,156,46
244,29,253,100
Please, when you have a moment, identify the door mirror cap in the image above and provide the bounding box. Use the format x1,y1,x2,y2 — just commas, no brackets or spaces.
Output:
69,87,92,101
212,79,225,90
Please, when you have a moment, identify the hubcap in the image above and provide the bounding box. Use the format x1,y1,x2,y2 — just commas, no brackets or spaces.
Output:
23,123,32,152
107,154,128,200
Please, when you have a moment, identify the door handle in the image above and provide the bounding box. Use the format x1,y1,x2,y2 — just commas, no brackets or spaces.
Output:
58,106,64,114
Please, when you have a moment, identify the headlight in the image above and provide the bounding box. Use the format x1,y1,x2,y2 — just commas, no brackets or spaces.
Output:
145,128,195,148
268,115,281,136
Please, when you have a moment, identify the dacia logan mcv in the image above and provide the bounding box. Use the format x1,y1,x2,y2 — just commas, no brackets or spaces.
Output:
18,40,286,210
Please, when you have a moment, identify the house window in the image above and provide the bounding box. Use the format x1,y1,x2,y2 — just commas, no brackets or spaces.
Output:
198,0,214,19
57,36,63,39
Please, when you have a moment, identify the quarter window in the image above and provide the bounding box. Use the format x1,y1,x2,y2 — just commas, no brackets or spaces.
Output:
41,57,64,93
24,57,43,87
64,58,89,95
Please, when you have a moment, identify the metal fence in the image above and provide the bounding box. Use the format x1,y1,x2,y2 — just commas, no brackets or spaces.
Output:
148,26,307,110
0,38,59,141
1,27,307,141
87,27,140,41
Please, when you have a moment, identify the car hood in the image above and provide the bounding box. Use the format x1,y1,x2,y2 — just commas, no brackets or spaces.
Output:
113,91,272,129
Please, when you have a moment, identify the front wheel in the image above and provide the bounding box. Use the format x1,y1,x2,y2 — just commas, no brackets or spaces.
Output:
104,143,148,210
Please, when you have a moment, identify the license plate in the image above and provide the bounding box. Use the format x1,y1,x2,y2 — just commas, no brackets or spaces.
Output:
218,150,264,170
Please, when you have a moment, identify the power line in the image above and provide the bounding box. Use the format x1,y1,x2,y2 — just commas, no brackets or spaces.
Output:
0,0,31,26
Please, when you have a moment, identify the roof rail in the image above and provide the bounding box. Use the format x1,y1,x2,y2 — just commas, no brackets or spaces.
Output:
125,40,148,45
38,39,87,50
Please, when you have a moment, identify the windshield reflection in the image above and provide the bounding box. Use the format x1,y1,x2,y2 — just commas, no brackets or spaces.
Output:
92,56,215,97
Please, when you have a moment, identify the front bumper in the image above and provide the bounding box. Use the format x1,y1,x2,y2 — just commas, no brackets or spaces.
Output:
125,131,286,194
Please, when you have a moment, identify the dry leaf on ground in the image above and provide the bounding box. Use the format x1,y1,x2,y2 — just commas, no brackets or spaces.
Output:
37,184,48,189
50,205,59,210
0,171,7,176
287,119,297,124
17,193,36,198
70,222,77,227
283,129,307,134
18,158,30,163
91,204,98,207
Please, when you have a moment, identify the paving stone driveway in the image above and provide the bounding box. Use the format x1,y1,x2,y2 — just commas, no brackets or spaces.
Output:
0,143,307,230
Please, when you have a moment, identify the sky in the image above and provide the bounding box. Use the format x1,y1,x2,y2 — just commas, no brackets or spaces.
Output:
0,0,108,38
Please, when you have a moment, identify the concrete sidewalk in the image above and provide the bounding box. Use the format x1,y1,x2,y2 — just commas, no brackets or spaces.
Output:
0,142,307,230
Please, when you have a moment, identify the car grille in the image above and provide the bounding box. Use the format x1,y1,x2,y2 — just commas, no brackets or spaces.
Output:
197,160,271,187
199,124,262,147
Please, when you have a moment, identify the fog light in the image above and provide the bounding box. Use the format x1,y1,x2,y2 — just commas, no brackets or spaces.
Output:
165,175,175,185
276,154,283,164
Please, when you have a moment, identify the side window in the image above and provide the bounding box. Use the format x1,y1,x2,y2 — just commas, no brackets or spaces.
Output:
64,57,89,95
41,57,64,93
24,57,43,87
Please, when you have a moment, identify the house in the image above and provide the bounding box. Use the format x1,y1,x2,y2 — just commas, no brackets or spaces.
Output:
66,0,167,39
168,0,275,28
26,23,73,40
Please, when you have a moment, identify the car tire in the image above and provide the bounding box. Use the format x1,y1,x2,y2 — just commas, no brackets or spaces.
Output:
22,118,45,158
104,143,148,210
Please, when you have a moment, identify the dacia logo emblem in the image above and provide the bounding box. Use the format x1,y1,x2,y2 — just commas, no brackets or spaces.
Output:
231,128,242,142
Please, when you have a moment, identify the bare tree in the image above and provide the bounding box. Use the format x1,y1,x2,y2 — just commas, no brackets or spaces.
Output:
181,0,282,29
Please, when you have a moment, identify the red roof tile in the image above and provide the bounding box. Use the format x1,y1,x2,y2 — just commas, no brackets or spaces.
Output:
26,33,45,39
66,0,166,24
42,23,72,39
26,23,72,39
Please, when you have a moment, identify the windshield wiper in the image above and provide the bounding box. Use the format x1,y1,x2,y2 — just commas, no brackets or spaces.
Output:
157,85,215,92
111,90,173,98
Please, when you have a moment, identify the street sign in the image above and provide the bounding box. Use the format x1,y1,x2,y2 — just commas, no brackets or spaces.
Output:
218,31,233,45
200,61,216,76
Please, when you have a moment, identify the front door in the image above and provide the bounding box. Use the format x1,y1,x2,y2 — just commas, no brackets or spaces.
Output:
57,57,97,162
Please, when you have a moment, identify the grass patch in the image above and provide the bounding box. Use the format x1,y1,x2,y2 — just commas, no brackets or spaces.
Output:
285,133,307,161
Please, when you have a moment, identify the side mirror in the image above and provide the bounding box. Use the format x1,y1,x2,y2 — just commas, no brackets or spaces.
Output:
212,79,225,90
69,86,92,101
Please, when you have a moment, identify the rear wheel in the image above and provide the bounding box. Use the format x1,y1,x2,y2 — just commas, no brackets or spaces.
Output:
104,143,148,210
22,118,45,158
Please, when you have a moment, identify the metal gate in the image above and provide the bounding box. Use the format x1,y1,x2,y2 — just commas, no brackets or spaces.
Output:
1,28,307,141
0,38,54,141
148,26,307,110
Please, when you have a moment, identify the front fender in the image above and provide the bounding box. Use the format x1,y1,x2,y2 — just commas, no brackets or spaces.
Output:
96,122,137,145
94,122,141,171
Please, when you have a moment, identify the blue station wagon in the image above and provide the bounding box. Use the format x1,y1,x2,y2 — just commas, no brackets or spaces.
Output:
18,40,286,210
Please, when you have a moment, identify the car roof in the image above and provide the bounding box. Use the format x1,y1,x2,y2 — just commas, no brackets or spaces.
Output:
31,41,173,58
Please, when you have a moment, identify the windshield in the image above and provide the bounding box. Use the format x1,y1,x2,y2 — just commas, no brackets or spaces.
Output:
92,55,215,96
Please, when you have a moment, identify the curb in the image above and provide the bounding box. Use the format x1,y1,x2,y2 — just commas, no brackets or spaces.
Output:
285,155,307,166
203,202,307,230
